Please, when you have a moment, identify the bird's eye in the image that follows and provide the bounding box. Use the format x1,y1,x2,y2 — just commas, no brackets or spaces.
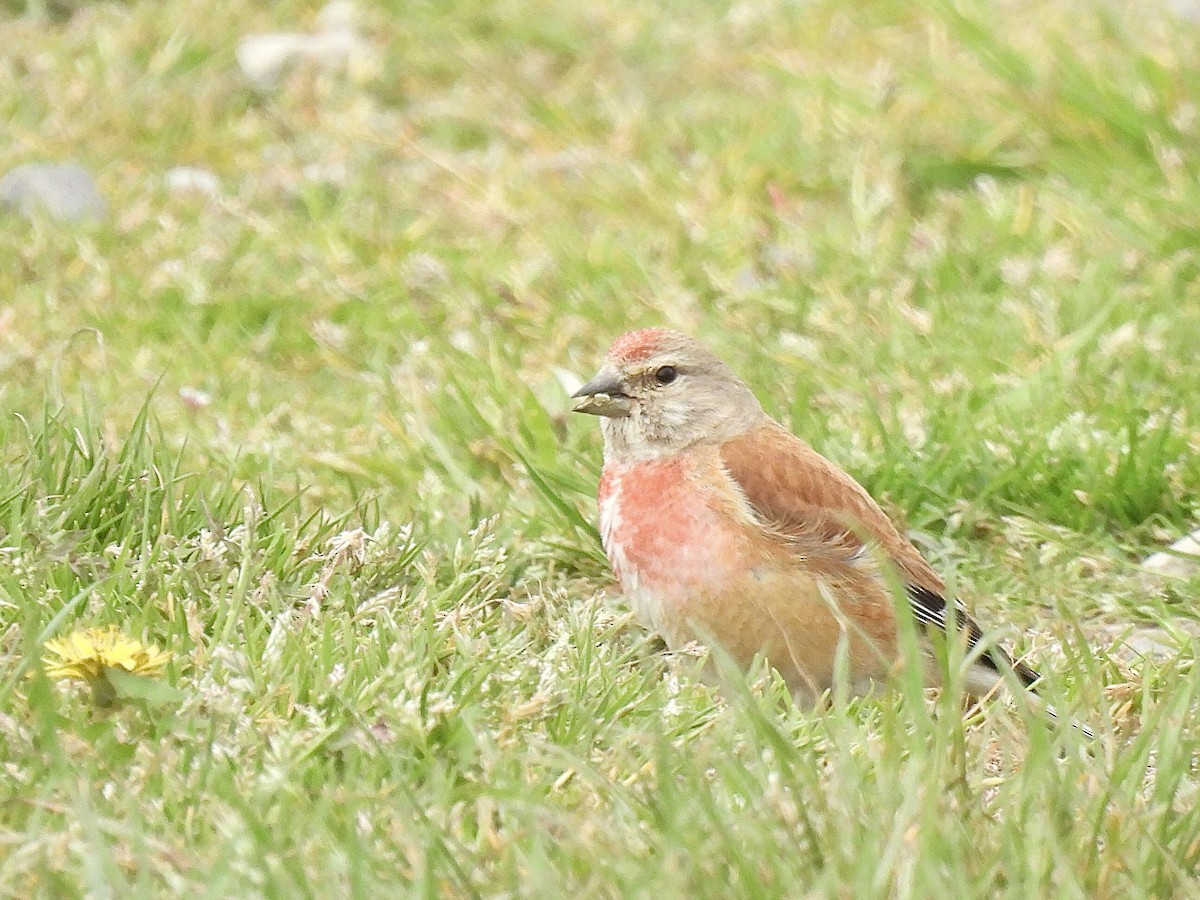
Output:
655,366,678,385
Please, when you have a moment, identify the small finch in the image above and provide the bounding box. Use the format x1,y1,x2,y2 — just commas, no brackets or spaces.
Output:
572,328,1071,711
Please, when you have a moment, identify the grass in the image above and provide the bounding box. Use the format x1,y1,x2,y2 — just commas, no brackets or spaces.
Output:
2,0,1200,895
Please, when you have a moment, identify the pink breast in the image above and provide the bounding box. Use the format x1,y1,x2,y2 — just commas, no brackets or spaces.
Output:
598,458,736,592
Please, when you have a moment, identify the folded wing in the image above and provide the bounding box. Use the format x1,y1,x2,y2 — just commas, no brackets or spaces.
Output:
720,422,1039,689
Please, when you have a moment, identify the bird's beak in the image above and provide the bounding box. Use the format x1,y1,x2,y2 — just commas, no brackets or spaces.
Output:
571,368,633,418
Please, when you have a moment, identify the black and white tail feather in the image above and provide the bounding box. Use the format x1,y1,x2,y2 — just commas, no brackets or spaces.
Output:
907,585,1095,740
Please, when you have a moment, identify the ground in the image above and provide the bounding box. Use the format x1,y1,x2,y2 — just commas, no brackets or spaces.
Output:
2,0,1200,896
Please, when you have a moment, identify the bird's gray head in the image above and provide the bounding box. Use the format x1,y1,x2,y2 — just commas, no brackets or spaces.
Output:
571,328,766,462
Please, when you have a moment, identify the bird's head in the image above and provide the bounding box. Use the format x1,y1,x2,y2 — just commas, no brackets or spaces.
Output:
572,328,765,461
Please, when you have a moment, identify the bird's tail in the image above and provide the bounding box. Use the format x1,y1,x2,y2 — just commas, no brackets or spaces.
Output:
965,656,1097,740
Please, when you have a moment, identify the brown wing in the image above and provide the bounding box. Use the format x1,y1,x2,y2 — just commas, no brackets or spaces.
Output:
719,422,945,593
720,422,1040,689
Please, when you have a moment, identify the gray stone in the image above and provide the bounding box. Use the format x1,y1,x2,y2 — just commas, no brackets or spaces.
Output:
236,1,368,89
1143,529,1200,577
0,161,107,221
1122,628,1180,660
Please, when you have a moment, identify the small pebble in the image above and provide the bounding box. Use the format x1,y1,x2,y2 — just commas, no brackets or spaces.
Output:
0,161,107,221
236,1,369,89
1143,529,1200,577
179,387,213,410
165,167,221,198
1121,628,1180,660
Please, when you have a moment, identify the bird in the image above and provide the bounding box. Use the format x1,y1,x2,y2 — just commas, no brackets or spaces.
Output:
571,327,1072,715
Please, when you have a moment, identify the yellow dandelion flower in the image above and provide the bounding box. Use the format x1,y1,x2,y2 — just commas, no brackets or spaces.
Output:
42,626,171,689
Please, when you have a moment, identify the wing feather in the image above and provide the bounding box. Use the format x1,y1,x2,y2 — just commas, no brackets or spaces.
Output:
719,423,943,591
720,422,1039,688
